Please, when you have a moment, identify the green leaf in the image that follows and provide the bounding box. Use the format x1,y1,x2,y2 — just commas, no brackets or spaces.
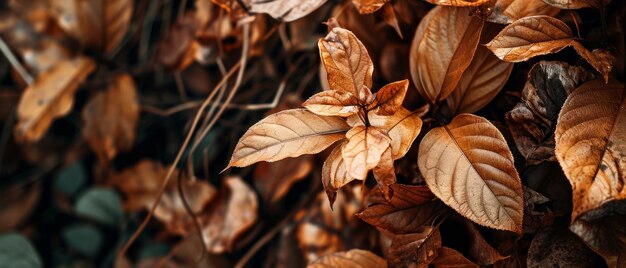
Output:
54,161,87,197
62,224,103,258
75,188,123,226
0,233,42,268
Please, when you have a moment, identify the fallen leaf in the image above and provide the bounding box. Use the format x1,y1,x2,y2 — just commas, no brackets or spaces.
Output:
254,154,314,204
357,184,447,234
486,15,613,81
352,0,389,14
342,126,391,181
506,61,595,165
431,247,479,268
82,73,139,162
554,79,626,220
410,6,484,103
482,0,560,24
248,0,327,22
569,213,626,267
424,0,491,6
202,176,258,253
303,90,359,117
522,186,554,233
52,0,133,55
527,226,602,267
15,56,96,142
227,108,350,168
109,160,169,211
322,141,352,206
541,0,602,9
388,226,442,267
154,179,216,235
418,114,524,234
446,45,513,115
319,26,374,96
374,79,409,116
307,249,386,268
158,18,200,71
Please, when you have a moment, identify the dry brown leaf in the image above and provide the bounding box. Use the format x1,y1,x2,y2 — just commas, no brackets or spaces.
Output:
248,0,327,22
506,61,595,165
352,0,389,14
322,142,353,206
388,226,442,268
342,126,391,181
380,4,403,38
483,0,560,24
109,160,168,211
446,45,513,115
319,26,374,96
425,0,491,6
357,184,447,234
254,155,314,204
410,6,484,103
454,218,508,265
371,147,396,194
158,18,200,71
82,73,139,162
227,108,350,168
307,249,386,268
155,180,216,235
202,176,258,253
541,0,602,9
349,108,423,160
15,56,96,142
431,247,479,268
303,90,359,117
570,45,614,83
554,79,626,220
0,182,40,232
527,227,601,268
418,114,524,234
569,214,626,267
52,0,133,55
374,79,409,116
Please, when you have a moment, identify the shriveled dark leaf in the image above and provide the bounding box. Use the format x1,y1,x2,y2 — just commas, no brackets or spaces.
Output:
388,226,442,268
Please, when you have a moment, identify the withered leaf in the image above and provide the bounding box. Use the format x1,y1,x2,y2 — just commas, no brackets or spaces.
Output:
527,227,601,268
52,0,133,55
82,73,139,162
506,61,595,165
388,226,442,268
424,0,491,6
371,148,396,195
155,179,216,235
303,90,359,117
0,182,40,233
483,0,560,24
357,184,447,234
446,45,513,115
254,154,313,204
319,26,374,96
570,213,626,267
248,0,327,22
202,176,258,253
307,249,386,268
352,0,389,14
374,79,409,116
554,79,626,220
342,126,391,181
380,4,403,38
418,114,524,233
15,56,96,142
486,16,613,81
431,247,479,268
227,108,350,168
541,0,602,9
322,142,352,206
410,6,484,103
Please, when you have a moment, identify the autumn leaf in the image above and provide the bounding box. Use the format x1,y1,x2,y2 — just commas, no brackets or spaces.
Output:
424,0,491,6
342,126,391,181
82,73,139,162
303,90,359,117
410,6,484,103
374,79,409,116
51,0,133,55
507,61,595,164
418,114,524,233
380,4,403,38
352,0,389,14
248,0,327,22
431,247,479,268
388,226,442,267
554,79,626,220
541,0,602,9
227,108,350,168
307,249,387,268
486,16,613,81
319,26,374,96
446,45,513,115
254,155,314,204
15,56,96,142
482,0,560,24
202,176,258,253
155,179,216,235
322,142,352,207
527,227,602,267
357,184,447,233
569,214,626,267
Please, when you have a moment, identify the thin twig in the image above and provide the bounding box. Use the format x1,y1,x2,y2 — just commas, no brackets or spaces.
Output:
175,72,189,102
0,37,34,85
141,101,203,116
